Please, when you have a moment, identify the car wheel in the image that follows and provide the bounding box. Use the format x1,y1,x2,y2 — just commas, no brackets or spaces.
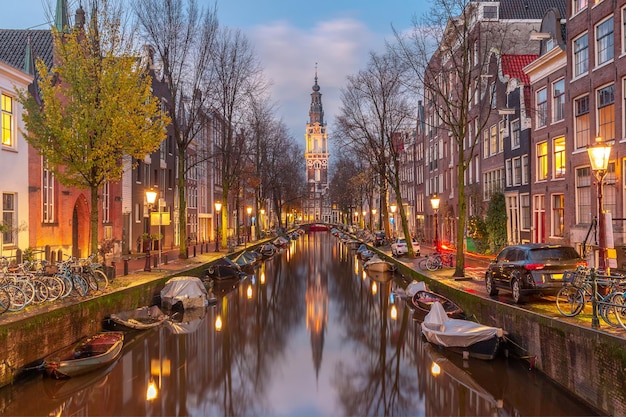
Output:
485,273,498,296
511,277,524,304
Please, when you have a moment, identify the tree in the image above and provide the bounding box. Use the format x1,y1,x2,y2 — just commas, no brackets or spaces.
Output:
394,0,532,276
133,0,219,259
19,0,169,256
485,191,507,254
335,51,417,252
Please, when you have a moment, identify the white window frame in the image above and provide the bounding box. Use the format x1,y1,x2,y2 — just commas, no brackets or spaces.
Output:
595,16,614,67
552,79,565,122
573,33,589,78
1,93,14,148
536,87,548,128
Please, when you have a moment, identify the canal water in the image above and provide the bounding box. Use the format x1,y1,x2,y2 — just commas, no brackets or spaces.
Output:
0,231,598,416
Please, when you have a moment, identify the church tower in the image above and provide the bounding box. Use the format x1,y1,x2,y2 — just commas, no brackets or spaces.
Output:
304,67,330,222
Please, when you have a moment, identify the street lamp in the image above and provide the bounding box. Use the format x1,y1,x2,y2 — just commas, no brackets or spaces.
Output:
246,206,252,246
214,201,222,252
587,137,612,329
260,208,265,236
430,195,440,253
390,204,397,237
144,188,157,272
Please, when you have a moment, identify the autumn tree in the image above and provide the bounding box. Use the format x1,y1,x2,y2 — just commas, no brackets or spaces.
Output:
19,0,169,255
133,0,219,258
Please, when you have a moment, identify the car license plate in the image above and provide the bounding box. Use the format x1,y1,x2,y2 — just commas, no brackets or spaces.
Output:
552,273,563,280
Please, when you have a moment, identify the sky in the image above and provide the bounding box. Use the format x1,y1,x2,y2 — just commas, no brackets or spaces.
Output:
1,0,430,146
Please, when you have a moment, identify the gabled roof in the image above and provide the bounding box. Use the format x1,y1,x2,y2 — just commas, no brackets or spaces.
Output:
0,29,53,74
502,54,537,85
473,0,566,20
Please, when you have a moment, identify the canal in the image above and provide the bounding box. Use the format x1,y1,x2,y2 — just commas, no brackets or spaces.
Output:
0,231,599,416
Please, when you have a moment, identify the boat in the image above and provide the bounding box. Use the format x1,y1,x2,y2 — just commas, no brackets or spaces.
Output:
160,276,208,310
343,239,362,249
42,332,124,379
272,236,290,247
363,255,397,272
256,243,277,259
204,256,246,280
310,223,329,231
232,250,262,274
42,358,117,399
393,280,428,300
366,270,396,282
421,301,504,360
412,290,466,319
356,244,375,261
104,305,168,331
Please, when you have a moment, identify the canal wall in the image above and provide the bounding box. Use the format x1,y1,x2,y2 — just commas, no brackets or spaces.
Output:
395,261,625,417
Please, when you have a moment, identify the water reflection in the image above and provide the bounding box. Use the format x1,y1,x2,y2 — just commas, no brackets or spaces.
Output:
0,231,598,416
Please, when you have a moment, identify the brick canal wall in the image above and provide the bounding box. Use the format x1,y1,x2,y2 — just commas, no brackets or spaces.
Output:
395,261,626,417
0,255,623,416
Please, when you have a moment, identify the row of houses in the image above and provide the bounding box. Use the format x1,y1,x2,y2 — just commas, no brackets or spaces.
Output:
0,1,228,263
394,0,626,269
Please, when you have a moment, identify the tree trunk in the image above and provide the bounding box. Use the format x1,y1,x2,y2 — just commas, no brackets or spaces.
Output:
178,149,187,259
90,186,99,257
454,161,466,277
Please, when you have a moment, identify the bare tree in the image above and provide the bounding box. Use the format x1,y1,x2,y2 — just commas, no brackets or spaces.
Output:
133,0,219,258
335,50,417,253
394,0,537,276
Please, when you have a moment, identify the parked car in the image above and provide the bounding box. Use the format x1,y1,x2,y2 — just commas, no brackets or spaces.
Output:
485,243,587,304
391,237,421,257
373,231,387,247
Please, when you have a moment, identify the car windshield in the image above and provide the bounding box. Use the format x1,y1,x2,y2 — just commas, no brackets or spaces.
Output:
529,247,580,261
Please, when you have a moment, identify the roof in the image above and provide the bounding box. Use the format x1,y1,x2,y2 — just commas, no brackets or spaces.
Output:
0,29,53,73
472,0,566,20
501,54,537,84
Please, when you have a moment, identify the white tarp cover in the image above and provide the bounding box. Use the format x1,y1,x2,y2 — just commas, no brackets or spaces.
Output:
421,301,503,348
160,276,207,309
405,281,428,297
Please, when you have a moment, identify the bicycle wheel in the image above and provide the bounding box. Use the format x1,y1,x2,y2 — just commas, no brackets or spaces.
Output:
0,287,10,314
418,258,428,270
16,278,35,306
92,269,109,290
5,285,27,312
82,271,100,292
32,279,49,304
71,274,89,297
555,286,585,317
609,292,626,329
43,276,64,302
426,256,442,271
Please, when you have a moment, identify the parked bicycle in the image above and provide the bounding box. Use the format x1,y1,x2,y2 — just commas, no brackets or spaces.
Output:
419,252,455,271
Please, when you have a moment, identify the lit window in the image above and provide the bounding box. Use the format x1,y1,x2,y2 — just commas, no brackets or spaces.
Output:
553,137,566,178
552,194,565,237
2,193,15,245
575,95,590,149
102,182,110,223
553,79,565,122
573,33,588,77
536,88,547,128
596,17,614,66
42,161,55,223
1,93,13,147
490,124,497,156
597,84,614,141
537,142,548,181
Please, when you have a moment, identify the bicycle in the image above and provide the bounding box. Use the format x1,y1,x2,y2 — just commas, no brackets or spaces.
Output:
421,252,455,271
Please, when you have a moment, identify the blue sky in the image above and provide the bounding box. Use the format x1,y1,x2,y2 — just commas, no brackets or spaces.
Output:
2,0,428,144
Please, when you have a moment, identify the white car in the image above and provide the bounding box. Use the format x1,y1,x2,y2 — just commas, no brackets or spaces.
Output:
391,237,421,257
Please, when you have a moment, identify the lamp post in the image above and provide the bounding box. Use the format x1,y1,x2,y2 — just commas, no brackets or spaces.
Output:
430,195,440,253
372,208,377,230
390,204,397,237
260,208,265,236
215,201,222,252
587,137,612,329
246,206,252,246
144,189,157,272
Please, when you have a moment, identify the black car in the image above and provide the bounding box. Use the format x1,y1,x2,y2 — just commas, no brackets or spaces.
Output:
373,231,387,247
485,243,587,304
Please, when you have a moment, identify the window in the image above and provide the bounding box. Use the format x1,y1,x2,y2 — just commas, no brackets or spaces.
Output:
102,182,110,223
483,129,489,158
573,33,588,77
623,7,626,54
2,193,15,245
505,159,512,187
511,119,520,149
553,79,565,122
574,0,588,14
522,155,530,184
483,5,498,20
576,167,592,224
597,84,614,141
498,120,505,152
552,194,565,237
521,194,531,230
596,17,614,66
514,157,522,185
536,88,547,128
490,124,498,155
604,162,616,215
575,95,590,149
42,162,55,223
537,142,548,181
1,93,13,147
482,169,504,200
553,137,566,178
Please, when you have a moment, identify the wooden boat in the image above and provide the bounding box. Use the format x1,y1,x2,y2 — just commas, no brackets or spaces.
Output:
204,257,246,281
256,243,277,259
233,251,262,274
421,302,504,360
310,223,329,231
160,276,208,310
356,244,375,261
412,290,466,319
42,332,124,379
104,305,168,331
364,255,397,272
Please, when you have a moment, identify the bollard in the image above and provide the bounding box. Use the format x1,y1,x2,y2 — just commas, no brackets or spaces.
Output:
124,258,129,276
200,244,203,254
193,245,196,257
144,251,152,272
164,253,168,265
153,255,157,268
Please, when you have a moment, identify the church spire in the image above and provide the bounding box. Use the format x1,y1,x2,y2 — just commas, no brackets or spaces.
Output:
54,0,70,32
309,63,324,125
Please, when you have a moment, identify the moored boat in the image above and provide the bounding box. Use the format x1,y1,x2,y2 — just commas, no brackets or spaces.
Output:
160,276,208,310
42,332,124,379
104,305,168,331
421,302,504,360
412,290,465,319
364,255,397,272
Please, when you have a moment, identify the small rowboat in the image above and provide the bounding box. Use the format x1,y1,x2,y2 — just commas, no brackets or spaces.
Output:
412,290,465,319
104,305,168,332
364,256,397,272
43,332,124,379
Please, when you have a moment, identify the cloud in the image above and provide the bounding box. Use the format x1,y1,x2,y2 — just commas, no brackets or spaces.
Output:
248,18,386,144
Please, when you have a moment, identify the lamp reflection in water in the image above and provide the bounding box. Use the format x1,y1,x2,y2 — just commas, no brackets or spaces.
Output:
215,315,223,331
146,377,158,401
371,282,378,295
430,362,441,377
148,328,170,402
247,284,253,299
390,305,398,320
